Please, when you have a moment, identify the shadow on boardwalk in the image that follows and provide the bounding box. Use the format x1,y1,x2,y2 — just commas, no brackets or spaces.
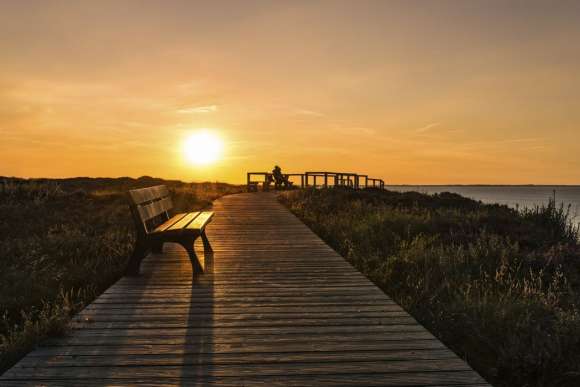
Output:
182,249,214,386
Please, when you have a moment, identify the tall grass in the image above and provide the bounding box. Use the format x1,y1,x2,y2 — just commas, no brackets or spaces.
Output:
280,188,580,387
0,177,241,373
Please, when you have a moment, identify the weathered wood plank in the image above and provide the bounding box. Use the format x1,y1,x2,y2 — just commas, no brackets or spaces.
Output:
151,213,187,233
127,185,170,205
41,331,439,347
0,376,490,387
25,339,447,357
80,303,402,315
70,316,419,330
187,211,214,230
58,324,430,339
76,310,408,322
165,211,200,231
2,358,475,378
15,349,459,368
136,196,173,222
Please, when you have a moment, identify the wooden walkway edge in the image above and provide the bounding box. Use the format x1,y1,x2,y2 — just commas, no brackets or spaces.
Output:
1,192,490,386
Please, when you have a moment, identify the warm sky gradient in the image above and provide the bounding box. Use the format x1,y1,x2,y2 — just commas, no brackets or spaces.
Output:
1,0,579,184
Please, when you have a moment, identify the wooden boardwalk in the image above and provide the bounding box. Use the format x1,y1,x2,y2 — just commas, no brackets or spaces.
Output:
1,193,489,386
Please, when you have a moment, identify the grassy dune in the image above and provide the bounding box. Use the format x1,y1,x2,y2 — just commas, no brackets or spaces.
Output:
280,188,580,387
0,176,241,373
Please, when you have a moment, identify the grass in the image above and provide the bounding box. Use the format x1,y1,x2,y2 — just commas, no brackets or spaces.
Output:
280,188,580,387
0,176,242,374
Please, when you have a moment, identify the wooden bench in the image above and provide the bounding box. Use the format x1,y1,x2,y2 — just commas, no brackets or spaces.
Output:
126,185,213,275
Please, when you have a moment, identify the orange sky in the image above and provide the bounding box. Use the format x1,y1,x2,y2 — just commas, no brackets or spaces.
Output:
1,1,579,184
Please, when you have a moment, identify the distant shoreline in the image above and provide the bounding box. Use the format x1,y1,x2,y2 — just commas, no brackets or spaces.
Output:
2,177,579,188
388,184,580,187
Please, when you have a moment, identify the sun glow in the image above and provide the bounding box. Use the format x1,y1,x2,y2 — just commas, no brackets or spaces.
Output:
183,131,223,165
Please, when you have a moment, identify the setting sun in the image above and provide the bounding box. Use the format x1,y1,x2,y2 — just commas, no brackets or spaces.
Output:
183,131,223,166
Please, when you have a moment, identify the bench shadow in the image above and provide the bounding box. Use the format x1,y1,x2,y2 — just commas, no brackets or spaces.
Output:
39,239,214,385
180,242,214,386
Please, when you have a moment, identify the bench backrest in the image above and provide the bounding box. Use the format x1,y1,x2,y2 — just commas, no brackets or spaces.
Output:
128,185,173,234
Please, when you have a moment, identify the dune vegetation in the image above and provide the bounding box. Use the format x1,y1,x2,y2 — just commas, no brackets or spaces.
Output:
280,188,580,387
0,176,241,373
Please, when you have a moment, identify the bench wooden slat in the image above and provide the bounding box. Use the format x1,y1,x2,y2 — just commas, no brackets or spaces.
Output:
187,211,214,230
128,185,170,205
166,212,201,231
153,213,188,233
136,197,173,222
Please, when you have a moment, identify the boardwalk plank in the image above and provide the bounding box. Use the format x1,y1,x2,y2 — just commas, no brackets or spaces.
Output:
15,349,459,367
25,339,448,357
2,358,474,378
41,331,439,347
0,376,489,387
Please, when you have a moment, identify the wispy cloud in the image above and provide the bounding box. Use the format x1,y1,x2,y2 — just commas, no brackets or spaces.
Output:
306,145,355,155
176,105,218,114
461,137,544,150
122,121,151,128
415,122,440,133
294,109,324,117
333,126,376,136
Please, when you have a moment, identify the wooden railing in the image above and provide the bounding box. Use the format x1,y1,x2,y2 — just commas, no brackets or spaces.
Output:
247,171,385,191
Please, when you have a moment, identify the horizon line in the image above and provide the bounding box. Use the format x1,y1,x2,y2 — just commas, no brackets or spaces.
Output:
2,175,580,187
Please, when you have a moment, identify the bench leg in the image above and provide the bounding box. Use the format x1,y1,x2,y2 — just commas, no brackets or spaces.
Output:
179,238,204,273
201,230,213,252
151,240,164,253
126,238,148,276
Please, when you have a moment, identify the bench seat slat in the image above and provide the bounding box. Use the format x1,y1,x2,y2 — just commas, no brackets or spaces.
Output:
152,213,188,233
166,212,201,231
186,211,214,230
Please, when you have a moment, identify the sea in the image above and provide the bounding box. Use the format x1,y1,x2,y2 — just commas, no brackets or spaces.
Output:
387,185,580,227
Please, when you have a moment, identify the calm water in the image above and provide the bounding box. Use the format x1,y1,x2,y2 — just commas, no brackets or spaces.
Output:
387,185,580,226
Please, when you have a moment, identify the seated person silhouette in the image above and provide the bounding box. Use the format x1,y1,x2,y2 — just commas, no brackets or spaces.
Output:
272,165,293,190
272,165,284,190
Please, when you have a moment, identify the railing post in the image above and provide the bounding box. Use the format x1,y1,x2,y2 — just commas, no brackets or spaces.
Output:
324,172,328,188
263,173,269,192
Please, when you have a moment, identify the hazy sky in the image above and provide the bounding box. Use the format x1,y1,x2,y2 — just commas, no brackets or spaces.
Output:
1,0,579,184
